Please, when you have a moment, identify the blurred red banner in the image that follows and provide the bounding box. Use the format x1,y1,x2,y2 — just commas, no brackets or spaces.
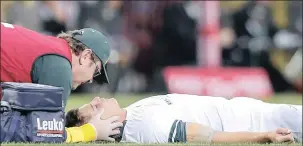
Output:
198,1,221,67
163,67,273,99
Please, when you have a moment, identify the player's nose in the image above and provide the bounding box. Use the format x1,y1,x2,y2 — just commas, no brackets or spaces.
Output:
100,98,106,102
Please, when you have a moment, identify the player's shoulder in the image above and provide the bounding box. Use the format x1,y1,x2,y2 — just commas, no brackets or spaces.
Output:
123,104,174,143
122,106,156,143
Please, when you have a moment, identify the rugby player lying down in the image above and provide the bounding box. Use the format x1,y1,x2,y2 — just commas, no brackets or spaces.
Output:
65,94,302,144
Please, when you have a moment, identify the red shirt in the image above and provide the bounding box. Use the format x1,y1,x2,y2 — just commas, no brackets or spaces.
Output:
1,22,72,82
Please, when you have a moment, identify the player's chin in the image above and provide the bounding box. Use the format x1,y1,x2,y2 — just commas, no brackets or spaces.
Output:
111,98,119,105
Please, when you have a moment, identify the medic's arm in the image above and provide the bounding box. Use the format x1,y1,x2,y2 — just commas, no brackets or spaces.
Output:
31,55,72,106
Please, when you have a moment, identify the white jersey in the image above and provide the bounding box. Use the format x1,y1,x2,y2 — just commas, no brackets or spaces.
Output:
121,94,302,143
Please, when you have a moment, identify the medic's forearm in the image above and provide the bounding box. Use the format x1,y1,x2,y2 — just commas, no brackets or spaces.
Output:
65,124,96,143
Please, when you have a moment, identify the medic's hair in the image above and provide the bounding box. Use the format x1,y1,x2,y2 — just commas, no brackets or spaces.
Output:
57,31,87,56
57,31,99,62
65,108,81,127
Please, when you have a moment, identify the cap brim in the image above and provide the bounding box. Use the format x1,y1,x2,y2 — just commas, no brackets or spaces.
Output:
100,63,109,84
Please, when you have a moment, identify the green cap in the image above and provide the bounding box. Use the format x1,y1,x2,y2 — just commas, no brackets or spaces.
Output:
71,28,110,84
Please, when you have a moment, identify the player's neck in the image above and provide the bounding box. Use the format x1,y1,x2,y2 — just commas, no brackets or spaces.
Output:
120,109,127,122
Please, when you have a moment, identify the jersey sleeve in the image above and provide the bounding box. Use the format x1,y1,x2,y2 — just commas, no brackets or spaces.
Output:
144,112,187,143
168,120,187,143
31,54,72,107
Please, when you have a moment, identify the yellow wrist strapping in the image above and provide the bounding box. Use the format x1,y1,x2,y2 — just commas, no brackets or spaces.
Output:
81,123,97,142
65,124,96,143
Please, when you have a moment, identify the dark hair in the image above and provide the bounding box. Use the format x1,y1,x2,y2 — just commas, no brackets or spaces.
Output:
65,108,81,127
57,31,99,62
57,31,87,56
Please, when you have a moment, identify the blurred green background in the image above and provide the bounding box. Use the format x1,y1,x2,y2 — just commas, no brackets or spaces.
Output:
66,93,302,111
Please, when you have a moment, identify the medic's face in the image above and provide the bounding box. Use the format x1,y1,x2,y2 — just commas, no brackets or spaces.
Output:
72,49,101,89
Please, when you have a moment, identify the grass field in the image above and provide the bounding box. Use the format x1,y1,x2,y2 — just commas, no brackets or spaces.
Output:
2,93,302,146
65,92,302,111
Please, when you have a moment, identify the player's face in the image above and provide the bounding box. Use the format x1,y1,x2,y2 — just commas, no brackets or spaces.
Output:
78,97,102,124
99,98,122,120
77,97,121,124
72,49,101,89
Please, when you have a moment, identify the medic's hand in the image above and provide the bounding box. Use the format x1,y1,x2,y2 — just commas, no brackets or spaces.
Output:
88,108,123,142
